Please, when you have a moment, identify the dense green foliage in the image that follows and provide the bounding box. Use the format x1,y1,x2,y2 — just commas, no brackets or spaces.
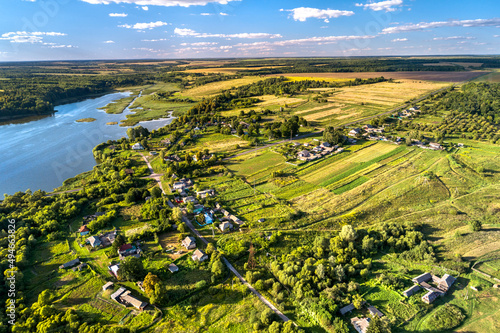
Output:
421,304,466,331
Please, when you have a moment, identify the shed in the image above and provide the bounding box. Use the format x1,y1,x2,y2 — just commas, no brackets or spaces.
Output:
168,263,179,273
422,291,438,304
102,282,114,291
339,303,355,315
219,221,233,232
182,236,196,250
111,287,127,301
367,305,384,318
59,258,81,269
403,284,421,297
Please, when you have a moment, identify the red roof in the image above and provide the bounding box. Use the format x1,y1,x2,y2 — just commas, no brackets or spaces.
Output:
118,244,133,252
79,226,89,232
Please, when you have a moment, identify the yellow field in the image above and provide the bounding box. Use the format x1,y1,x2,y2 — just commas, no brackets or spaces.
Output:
181,77,262,98
302,106,345,121
255,95,304,107
293,79,450,125
332,79,449,105
300,143,398,184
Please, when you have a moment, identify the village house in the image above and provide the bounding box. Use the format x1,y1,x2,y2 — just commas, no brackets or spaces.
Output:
87,236,102,248
429,142,443,150
412,272,431,284
351,317,371,333
229,215,243,225
78,225,90,236
117,291,148,311
99,230,117,247
196,189,215,198
183,196,197,204
192,249,208,262
118,244,141,260
131,143,144,150
348,128,361,137
219,221,233,232
59,258,80,270
182,236,196,250
438,274,456,292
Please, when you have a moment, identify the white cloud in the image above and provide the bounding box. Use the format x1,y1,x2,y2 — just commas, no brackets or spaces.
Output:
174,28,282,39
109,12,128,17
142,6,149,10
382,18,500,34
119,21,169,29
219,12,228,16
0,31,66,43
285,7,354,22
433,36,475,40
494,35,500,38
48,44,77,48
80,0,241,8
391,38,407,42
200,13,212,16
142,38,168,41
355,0,403,12
103,40,115,43
231,35,376,49
180,41,218,46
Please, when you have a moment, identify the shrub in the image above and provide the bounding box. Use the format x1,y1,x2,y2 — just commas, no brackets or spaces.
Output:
422,304,465,331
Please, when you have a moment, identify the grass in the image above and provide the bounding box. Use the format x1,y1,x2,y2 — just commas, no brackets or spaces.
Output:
98,92,137,114
227,150,285,176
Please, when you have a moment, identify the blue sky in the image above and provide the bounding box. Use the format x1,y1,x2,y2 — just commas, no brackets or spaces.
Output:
0,0,499,61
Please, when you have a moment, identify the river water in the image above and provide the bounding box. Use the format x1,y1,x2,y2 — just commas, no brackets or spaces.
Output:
0,92,174,198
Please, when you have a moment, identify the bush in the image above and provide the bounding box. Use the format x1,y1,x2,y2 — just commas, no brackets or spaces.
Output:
422,304,465,331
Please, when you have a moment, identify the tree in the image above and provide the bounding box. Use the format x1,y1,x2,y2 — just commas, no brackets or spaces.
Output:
367,314,391,333
340,225,357,242
315,263,325,280
143,272,162,296
211,258,225,277
260,308,275,326
331,317,349,333
118,256,145,281
186,201,195,213
469,219,482,232
352,294,364,309
150,186,162,199
206,242,216,255
172,207,183,222
323,126,345,145
269,321,281,333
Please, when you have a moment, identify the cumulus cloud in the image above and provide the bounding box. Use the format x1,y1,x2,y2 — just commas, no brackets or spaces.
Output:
174,28,282,39
109,13,128,17
284,7,354,22
382,18,500,34
80,0,241,7
0,31,66,43
119,21,169,29
355,0,403,12
219,12,228,16
391,38,407,42
142,6,149,10
433,36,476,40
103,40,115,43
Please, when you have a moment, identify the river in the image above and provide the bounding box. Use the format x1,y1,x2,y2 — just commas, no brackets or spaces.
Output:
0,91,174,198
